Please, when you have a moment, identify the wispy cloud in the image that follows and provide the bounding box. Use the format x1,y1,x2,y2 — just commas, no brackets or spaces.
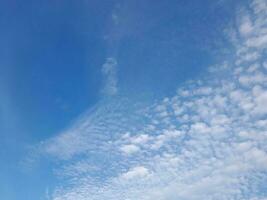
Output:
39,0,267,199
101,57,118,96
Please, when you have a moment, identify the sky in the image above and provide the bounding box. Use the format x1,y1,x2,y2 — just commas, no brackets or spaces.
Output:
1,0,267,199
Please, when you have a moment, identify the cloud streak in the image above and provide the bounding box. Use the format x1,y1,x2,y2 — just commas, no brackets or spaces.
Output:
101,57,118,96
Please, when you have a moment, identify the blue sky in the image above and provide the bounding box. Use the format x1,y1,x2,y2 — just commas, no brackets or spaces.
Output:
1,0,267,200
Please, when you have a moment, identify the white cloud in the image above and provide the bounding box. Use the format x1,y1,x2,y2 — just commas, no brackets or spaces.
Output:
194,86,213,95
120,166,150,180
102,57,118,95
130,134,150,145
246,34,267,48
239,15,253,36
120,144,140,155
238,72,266,86
252,0,267,14
253,88,267,115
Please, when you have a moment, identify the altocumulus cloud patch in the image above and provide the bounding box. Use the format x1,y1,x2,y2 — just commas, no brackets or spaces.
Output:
37,0,267,199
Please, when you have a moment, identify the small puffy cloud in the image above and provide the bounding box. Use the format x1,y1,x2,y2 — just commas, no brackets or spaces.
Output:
190,122,210,134
244,148,267,170
130,134,150,145
238,72,266,86
246,34,267,49
177,89,191,97
252,0,267,14
253,87,267,115
120,144,140,155
194,87,213,96
120,166,150,180
239,15,253,36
